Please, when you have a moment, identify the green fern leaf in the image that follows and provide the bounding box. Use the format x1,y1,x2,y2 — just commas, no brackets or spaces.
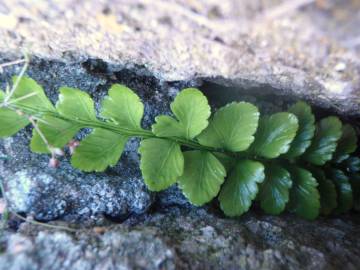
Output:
57,87,97,121
139,138,184,191
218,160,264,217
302,116,342,165
333,124,357,163
310,168,337,215
349,173,360,211
2,78,360,220
250,112,299,158
101,84,144,130
258,164,292,215
0,90,29,137
287,166,320,220
178,151,226,206
328,169,353,214
212,152,236,172
284,102,315,158
152,88,210,139
71,128,128,172
197,102,259,152
11,76,55,113
30,115,81,153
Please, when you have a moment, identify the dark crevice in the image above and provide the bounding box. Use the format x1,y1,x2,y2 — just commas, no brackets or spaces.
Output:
82,58,360,127
82,59,109,77
199,78,356,124
198,79,360,130
2,56,360,226
103,212,133,223
80,60,360,177
6,212,26,231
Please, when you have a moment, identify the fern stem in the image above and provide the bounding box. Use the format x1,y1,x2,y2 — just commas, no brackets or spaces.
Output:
8,103,223,154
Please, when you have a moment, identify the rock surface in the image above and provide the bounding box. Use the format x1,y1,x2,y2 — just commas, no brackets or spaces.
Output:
0,208,359,270
0,0,360,117
0,0,360,269
0,57,185,223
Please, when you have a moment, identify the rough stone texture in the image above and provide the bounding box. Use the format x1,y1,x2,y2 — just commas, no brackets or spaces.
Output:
0,208,359,270
0,137,153,223
0,0,360,117
0,0,360,269
0,222,175,270
0,56,188,223
0,57,285,222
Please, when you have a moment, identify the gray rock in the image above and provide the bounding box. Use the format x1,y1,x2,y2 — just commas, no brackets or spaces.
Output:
0,56,184,223
156,185,192,209
128,208,360,270
1,0,360,223
0,0,359,117
0,0,359,268
0,132,153,223
0,207,359,270
0,224,175,270
0,55,286,221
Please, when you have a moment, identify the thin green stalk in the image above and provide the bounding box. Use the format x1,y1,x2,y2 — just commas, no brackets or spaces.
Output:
8,102,224,154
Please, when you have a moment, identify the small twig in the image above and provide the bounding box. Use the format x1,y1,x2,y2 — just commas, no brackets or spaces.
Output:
31,116,52,125
0,181,77,233
0,56,69,225
29,114,64,167
0,92,38,109
10,212,78,233
0,59,27,70
0,54,59,159
3,53,30,104
28,115,53,155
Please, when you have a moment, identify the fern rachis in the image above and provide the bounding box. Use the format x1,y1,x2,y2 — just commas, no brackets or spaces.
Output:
0,75,359,220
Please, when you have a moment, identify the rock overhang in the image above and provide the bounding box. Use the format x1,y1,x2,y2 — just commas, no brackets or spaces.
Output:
0,0,359,118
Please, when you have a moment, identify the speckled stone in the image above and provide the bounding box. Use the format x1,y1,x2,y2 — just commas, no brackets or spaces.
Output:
0,57,187,223
0,208,359,270
0,0,359,117
0,1,360,269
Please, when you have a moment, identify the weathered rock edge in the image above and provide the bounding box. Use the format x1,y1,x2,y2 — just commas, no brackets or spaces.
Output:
0,208,359,270
1,0,360,117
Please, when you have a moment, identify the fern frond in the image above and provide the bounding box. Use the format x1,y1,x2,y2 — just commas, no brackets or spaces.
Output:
0,76,359,220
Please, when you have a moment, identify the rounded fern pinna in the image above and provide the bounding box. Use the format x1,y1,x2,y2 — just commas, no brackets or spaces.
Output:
0,76,359,220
